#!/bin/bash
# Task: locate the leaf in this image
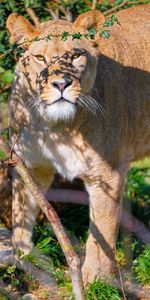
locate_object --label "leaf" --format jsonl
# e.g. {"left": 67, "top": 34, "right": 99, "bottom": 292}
{"left": 33, "top": 36, "right": 40, "bottom": 42}
{"left": 12, "top": 278, "right": 20, "bottom": 286}
{"left": 100, "top": 30, "right": 110, "bottom": 39}
{"left": 87, "top": 27, "right": 97, "bottom": 36}
{"left": 45, "top": 34, "right": 52, "bottom": 42}
{"left": 0, "top": 150, "right": 7, "bottom": 159}
{"left": 104, "top": 19, "right": 114, "bottom": 27}
{"left": 0, "top": 70, "right": 14, "bottom": 83}
{"left": 111, "top": 14, "right": 121, "bottom": 25}
{"left": 61, "top": 31, "right": 70, "bottom": 41}
{"left": 7, "top": 265, "right": 16, "bottom": 274}
{"left": 72, "top": 32, "right": 82, "bottom": 40}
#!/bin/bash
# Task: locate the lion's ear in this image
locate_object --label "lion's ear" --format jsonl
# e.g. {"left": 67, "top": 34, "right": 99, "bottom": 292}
{"left": 73, "top": 10, "right": 104, "bottom": 33}
{"left": 6, "top": 13, "right": 40, "bottom": 46}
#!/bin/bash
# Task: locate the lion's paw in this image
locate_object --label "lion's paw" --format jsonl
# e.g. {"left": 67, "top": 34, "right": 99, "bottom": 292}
{"left": 82, "top": 262, "right": 101, "bottom": 284}
{"left": 82, "top": 259, "right": 115, "bottom": 285}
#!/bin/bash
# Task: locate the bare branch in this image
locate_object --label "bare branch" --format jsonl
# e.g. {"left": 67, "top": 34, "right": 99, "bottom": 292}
{"left": 104, "top": 1, "right": 128, "bottom": 16}
{"left": 26, "top": 7, "right": 40, "bottom": 26}
{"left": 91, "top": 0, "right": 97, "bottom": 10}
{"left": 59, "top": 5, "right": 73, "bottom": 21}
{"left": 45, "top": 7, "right": 59, "bottom": 19}
{"left": 0, "top": 84, "right": 12, "bottom": 94}
{"left": 0, "top": 136, "right": 86, "bottom": 300}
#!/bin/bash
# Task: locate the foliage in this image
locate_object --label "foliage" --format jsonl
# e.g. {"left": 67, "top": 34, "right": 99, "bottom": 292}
{"left": 85, "top": 279, "right": 122, "bottom": 300}
{"left": 33, "top": 222, "right": 65, "bottom": 265}
{"left": 133, "top": 245, "right": 150, "bottom": 285}
{"left": 0, "top": 264, "right": 36, "bottom": 291}
{"left": 125, "top": 167, "right": 150, "bottom": 226}
{"left": 0, "top": 149, "right": 7, "bottom": 159}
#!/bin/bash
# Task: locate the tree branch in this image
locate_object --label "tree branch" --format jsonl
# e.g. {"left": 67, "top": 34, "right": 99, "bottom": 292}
{"left": 91, "top": 0, "right": 97, "bottom": 10}
{"left": 0, "top": 136, "right": 86, "bottom": 300}
{"left": 44, "top": 8, "right": 59, "bottom": 19}
{"left": 104, "top": 1, "right": 128, "bottom": 16}
{"left": 26, "top": 7, "right": 40, "bottom": 26}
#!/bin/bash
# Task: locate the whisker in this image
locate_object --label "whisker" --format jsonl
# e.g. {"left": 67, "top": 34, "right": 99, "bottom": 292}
{"left": 78, "top": 97, "right": 95, "bottom": 114}
{"left": 26, "top": 96, "right": 44, "bottom": 120}
{"left": 83, "top": 94, "right": 105, "bottom": 115}
{"left": 80, "top": 96, "right": 98, "bottom": 115}
{"left": 79, "top": 93, "right": 105, "bottom": 117}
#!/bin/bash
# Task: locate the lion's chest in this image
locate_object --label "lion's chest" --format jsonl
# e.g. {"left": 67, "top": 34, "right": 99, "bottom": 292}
{"left": 39, "top": 134, "right": 89, "bottom": 181}
{"left": 23, "top": 126, "right": 89, "bottom": 181}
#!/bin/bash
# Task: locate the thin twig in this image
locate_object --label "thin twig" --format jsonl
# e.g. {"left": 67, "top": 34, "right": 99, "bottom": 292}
{"left": 115, "top": 246, "right": 127, "bottom": 300}
{"left": 91, "top": 0, "right": 97, "bottom": 10}
{"left": 0, "top": 53, "right": 7, "bottom": 59}
{"left": 45, "top": 7, "right": 59, "bottom": 19}
{"left": 0, "top": 136, "right": 86, "bottom": 300}
{"left": 0, "top": 84, "right": 12, "bottom": 93}
{"left": 59, "top": 5, "right": 72, "bottom": 21}
{"left": 103, "top": 0, "right": 147, "bottom": 16}
{"left": 26, "top": 7, "right": 40, "bottom": 26}
{"left": 104, "top": 1, "right": 128, "bottom": 16}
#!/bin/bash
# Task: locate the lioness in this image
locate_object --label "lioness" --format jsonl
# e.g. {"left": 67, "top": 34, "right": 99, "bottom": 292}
{"left": 6, "top": 4, "right": 150, "bottom": 283}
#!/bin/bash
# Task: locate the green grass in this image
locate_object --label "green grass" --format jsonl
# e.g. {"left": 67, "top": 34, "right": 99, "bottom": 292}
{"left": 85, "top": 280, "right": 122, "bottom": 300}
{"left": 133, "top": 245, "right": 150, "bottom": 285}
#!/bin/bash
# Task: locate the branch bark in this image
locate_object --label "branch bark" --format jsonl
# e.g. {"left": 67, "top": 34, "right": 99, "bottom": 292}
{"left": 104, "top": 1, "right": 128, "bottom": 16}
{"left": 91, "top": 0, "right": 97, "bottom": 10}
{"left": 44, "top": 8, "right": 59, "bottom": 19}
{"left": 0, "top": 136, "right": 86, "bottom": 300}
{"left": 26, "top": 7, "right": 40, "bottom": 26}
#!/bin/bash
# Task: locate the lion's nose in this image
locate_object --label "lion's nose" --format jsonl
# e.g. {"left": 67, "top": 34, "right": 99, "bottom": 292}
{"left": 52, "top": 79, "right": 72, "bottom": 92}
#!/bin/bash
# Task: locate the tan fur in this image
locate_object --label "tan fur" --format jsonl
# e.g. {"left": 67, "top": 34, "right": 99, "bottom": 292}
{"left": 6, "top": 5, "right": 150, "bottom": 283}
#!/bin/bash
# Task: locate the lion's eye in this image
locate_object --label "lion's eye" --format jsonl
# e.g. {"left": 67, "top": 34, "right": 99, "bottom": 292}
{"left": 34, "top": 55, "right": 45, "bottom": 62}
{"left": 71, "top": 53, "right": 81, "bottom": 60}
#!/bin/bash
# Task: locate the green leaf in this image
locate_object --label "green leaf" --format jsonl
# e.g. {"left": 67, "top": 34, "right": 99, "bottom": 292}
{"left": 33, "top": 36, "right": 40, "bottom": 42}
{"left": 12, "top": 278, "right": 20, "bottom": 286}
{"left": 45, "top": 34, "right": 52, "bottom": 42}
{"left": 111, "top": 14, "right": 121, "bottom": 25}
{"left": 87, "top": 27, "right": 97, "bottom": 36}
{"left": 61, "top": 31, "right": 70, "bottom": 41}
{"left": 100, "top": 30, "right": 110, "bottom": 39}
{"left": 104, "top": 19, "right": 114, "bottom": 27}
{"left": 83, "top": 33, "right": 90, "bottom": 39}
{"left": 0, "top": 150, "right": 7, "bottom": 159}
{"left": 11, "top": 43, "right": 18, "bottom": 51}
{"left": 0, "top": 70, "right": 14, "bottom": 83}
{"left": 72, "top": 32, "right": 82, "bottom": 40}
{"left": 6, "top": 265, "right": 16, "bottom": 274}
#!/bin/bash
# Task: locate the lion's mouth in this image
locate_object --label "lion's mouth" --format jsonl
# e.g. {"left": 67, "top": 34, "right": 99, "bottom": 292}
{"left": 51, "top": 97, "right": 75, "bottom": 105}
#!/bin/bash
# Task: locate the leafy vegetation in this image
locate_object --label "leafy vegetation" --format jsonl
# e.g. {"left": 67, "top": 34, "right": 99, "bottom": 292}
{"left": 85, "top": 280, "right": 122, "bottom": 300}
{"left": 133, "top": 245, "right": 150, "bottom": 285}
{"left": 125, "top": 167, "right": 150, "bottom": 226}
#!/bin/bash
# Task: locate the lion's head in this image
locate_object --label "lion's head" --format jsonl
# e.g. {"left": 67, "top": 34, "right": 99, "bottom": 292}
{"left": 6, "top": 11, "right": 104, "bottom": 122}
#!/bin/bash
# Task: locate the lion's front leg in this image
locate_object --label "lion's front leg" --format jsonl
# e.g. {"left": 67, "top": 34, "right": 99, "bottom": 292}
{"left": 82, "top": 167, "right": 127, "bottom": 283}
{"left": 12, "top": 165, "right": 54, "bottom": 255}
